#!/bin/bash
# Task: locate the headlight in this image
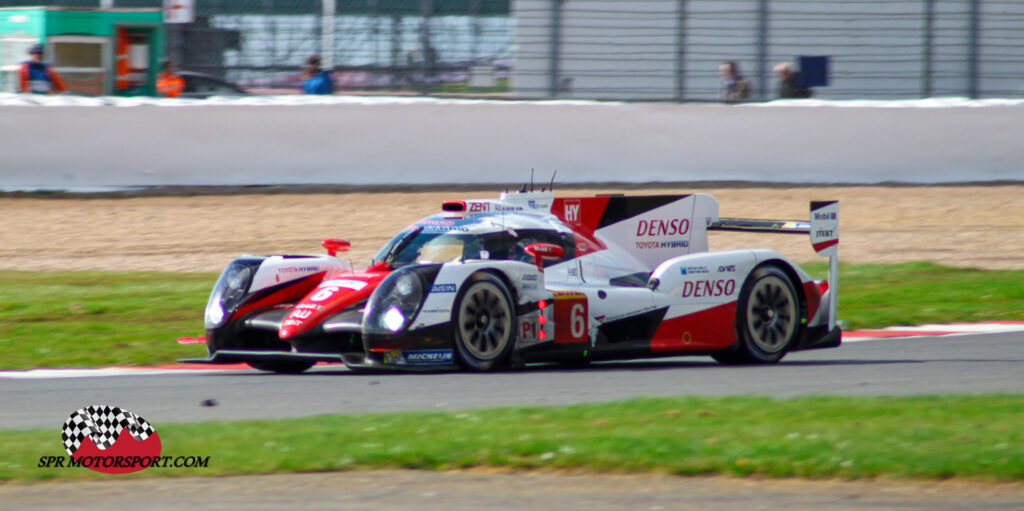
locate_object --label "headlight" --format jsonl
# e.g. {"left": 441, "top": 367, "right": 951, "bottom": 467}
{"left": 363, "top": 268, "right": 425, "bottom": 334}
{"left": 383, "top": 306, "right": 406, "bottom": 332}
{"left": 204, "top": 258, "right": 260, "bottom": 329}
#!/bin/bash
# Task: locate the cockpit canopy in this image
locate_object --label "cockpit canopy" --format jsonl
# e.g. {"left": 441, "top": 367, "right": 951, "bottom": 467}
{"left": 373, "top": 213, "right": 576, "bottom": 269}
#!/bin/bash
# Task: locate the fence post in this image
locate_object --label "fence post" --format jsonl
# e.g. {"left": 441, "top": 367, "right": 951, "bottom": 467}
{"left": 471, "top": 0, "right": 482, "bottom": 63}
{"left": 322, "top": 0, "right": 336, "bottom": 70}
{"left": 420, "top": 0, "right": 434, "bottom": 94}
{"left": 675, "top": 0, "right": 688, "bottom": 102}
{"left": 922, "top": 0, "right": 934, "bottom": 97}
{"left": 548, "top": 0, "right": 564, "bottom": 97}
{"left": 967, "top": 0, "right": 980, "bottom": 98}
{"left": 756, "top": 0, "right": 769, "bottom": 100}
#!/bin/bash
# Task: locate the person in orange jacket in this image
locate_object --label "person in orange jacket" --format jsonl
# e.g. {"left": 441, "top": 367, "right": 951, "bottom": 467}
{"left": 18, "top": 44, "right": 67, "bottom": 94}
{"left": 157, "top": 60, "right": 185, "bottom": 98}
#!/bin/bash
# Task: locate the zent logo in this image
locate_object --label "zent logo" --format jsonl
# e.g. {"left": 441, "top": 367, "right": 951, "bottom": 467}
{"left": 564, "top": 200, "right": 581, "bottom": 223}
{"left": 61, "top": 405, "right": 162, "bottom": 474}
{"left": 469, "top": 202, "right": 490, "bottom": 212}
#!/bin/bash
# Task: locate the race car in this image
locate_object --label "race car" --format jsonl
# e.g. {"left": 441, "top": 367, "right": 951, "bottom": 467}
{"left": 183, "top": 190, "right": 840, "bottom": 373}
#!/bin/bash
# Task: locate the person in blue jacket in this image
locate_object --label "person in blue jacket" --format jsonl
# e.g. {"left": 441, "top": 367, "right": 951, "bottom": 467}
{"left": 19, "top": 44, "right": 67, "bottom": 94}
{"left": 302, "top": 54, "right": 334, "bottom": 95}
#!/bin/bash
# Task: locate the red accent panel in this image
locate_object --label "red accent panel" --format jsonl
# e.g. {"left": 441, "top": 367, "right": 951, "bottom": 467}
{"left": 552, "top": 291, "right": 588, "bottom": 343}
{"left": 650, "top": 302, "right": 738, "bottom": 352}
{"left": 231, "top": 272, "right": 326, "bottom": 323}
{"left": 279, "top": 271, "right": 389, "bottom": 339}
{"left": 552, "top": 197, "right": 610, "bottom": 237}
{"left": 812, "top": 239, "right": 839, "bottom": 252}
{"left": 551, "top": 197, "right": 609, "bottom": 256}
{"left": 803, "top": 281, "right": 822, "bottom": 324}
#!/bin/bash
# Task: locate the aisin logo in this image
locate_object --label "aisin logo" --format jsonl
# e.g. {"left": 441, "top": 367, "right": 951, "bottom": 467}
{"left": 61, "top": 405, "right": 162, "bottom": 474}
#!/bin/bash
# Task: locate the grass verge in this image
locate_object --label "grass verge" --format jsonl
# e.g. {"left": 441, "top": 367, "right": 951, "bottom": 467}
{"left": 1, "top": 262, "right": 1022, "bottom": 370}
{"left": 2, "top": 395, "right": 1021, "bottom": 483}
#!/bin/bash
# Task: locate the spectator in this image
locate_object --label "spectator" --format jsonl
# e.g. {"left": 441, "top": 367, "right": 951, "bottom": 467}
{"left": 156, "top": 60, "right": 185, "bottom": 98}
{"left": 18, "top": 44, "right": 66, "bottom": 94}
{"left": 774, "top": 62, "right": 812, "bottom": 99}
{"left": 719, "top": 61, "right": 750, "bottom": 102}
{"left": 302, "top": 54, "right": 334, "bottom": 95}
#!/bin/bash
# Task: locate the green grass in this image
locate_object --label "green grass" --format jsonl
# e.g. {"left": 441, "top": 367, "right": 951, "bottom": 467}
{"left": 803, "top": 262, "right": 1024, "bottom": 328}
{"left": 2, "top": 395, "right": 1021, "bottom": 482}
{"left": 1, "top": 262, "right": 1022, "bottom": 370}
{"left": 0, "top": 271, "right": 214, "bottom": 369}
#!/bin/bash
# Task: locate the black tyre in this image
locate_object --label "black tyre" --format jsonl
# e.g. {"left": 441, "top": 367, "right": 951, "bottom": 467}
{"left": 713, "top": 265, "right": 800, "bottom": 365}
{"left": 245, "top": 360, "right": 315, "bottom": 374}
{"left": 452, "top": 273, "right": 516, "bottom": 371}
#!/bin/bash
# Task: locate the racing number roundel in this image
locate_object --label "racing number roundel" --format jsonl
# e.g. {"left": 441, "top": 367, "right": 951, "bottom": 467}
{"left": 553, "top": 292, "right": 588, "bottom": 343}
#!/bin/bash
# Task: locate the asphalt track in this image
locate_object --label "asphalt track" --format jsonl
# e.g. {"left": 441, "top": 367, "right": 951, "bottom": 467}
{"left": 2, "top": 333, "right": 1022, "bottom": 430}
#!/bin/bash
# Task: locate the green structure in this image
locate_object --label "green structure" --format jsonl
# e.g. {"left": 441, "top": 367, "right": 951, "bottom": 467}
{"left": 0, "top": 7, "right": 164, "bottom": 95}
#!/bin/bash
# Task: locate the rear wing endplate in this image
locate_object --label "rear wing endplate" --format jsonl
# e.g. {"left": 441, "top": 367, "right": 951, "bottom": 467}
{"left": 708, "top": 201, "right": 840, "bottom": 330}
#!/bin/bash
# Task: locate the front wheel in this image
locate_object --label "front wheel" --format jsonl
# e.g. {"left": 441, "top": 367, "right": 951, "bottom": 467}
{"left": 452, "top": 273, "right": 516, "bottom": 371}
{"left": 713, "top": 265, "right": 800, "bottom": 365}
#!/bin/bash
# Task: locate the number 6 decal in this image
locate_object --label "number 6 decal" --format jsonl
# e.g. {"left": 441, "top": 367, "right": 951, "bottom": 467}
{"left": 553, "top": 292, "right": 588, "bottom": 344}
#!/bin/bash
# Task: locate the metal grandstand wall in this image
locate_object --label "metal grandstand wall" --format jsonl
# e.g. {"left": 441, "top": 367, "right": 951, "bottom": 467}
{"left": 2, "top": 0, "right": 1022, "bottom": 99}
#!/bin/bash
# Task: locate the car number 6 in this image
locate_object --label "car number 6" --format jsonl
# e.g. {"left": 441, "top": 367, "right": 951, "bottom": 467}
{"left": 311, "top": 286, "right": 339, "bottom": 302}
{"left": 571, "top": 303, "right": 586, "bottom": 339}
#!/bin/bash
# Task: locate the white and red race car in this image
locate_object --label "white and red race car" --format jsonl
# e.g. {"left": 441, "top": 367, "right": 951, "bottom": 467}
{"left": 185, "top": 190, "right": 840, "bottom": 373}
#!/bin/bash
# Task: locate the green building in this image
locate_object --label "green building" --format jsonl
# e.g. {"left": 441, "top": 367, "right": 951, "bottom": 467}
{"left": 0, "top": 6, "right": 163, "bottom": 95}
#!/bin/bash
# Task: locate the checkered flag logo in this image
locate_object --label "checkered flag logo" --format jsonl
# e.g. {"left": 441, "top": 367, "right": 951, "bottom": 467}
{"left": 62, "top": 405, "right": 155, "bottom": 456}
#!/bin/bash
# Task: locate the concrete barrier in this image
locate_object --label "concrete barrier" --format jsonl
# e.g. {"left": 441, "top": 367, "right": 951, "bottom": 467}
{"left": 1, "top": 99, "right": 1022, "bottom": 189}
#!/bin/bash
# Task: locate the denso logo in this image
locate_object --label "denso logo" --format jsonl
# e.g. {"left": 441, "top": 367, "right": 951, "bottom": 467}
{"left": 564, "top": 200, "right": 581, "bottom": 223}
{"left": 636, "top": 218, "right": 690, "bottom": 237}
{"left": 681, "top": 279, "right": 736, "bottom": 298}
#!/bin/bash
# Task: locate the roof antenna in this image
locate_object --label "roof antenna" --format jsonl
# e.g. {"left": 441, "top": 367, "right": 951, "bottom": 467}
{"left": 530, "top": 168, "right": 535, "bottom": 192}
{"left": 549, "top": 170, "right": 557, "bottom": 193}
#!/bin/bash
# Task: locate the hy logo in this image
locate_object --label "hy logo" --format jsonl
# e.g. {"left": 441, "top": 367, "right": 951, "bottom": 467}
{"left": 61, "top": 405, "right": 162, "bottom": 474}
{"left": 564, "top": 200, "right": 581, "bottom": 224}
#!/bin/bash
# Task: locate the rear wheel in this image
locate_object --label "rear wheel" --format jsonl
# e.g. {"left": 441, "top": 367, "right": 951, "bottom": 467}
{"left": 713, "top": 265, "right": 800, "bottom": 365}
{"left": 246, "top": 360, "right": 315, "bottom": 374}
{"left": 452, "top": 273, "right": 516, "bottom": 371}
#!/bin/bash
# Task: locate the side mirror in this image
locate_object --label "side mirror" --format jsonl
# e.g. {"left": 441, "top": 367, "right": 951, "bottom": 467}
{"left": 321, "top": 238, "right": 351, "bottom": 256}
{"left": 523, "top": 243, "right": 565, "bottom": 272}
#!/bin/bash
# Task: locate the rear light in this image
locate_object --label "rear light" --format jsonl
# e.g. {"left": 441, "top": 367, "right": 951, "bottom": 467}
{"left": 537, "top": 299, "right": 548, "bottom": 339}
{"left": 442, "top": 200, "right": 466, "bottom": 212}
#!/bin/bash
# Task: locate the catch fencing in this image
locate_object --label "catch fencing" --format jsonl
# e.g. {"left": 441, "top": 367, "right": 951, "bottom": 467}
{"left": 2, "top": 0, "right": 1023, "bottom": 99}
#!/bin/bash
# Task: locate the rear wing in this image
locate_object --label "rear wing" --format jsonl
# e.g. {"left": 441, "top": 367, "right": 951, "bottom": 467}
{"left": 708, "top": 201, "right": 839, "bottom": 330}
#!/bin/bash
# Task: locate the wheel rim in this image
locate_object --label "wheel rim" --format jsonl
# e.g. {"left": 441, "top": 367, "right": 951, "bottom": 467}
{"left": 458, "top": 282, "right": 512, "bottom": 360}
{"left": 746, "top": 275, "right": 796, "bottom": 353}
